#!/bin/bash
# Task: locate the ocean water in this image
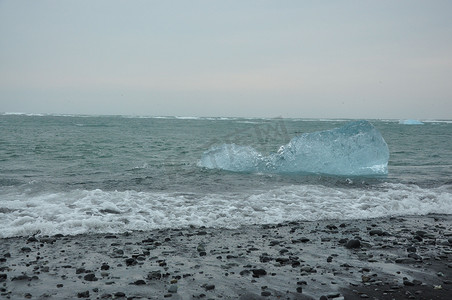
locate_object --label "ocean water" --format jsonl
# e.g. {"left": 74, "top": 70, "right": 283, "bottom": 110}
{"left": 1, "top": 113, "right": 451, "bottom": 238}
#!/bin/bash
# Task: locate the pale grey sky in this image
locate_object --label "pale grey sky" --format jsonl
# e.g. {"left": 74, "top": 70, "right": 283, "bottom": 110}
{"left": 1, "top": 0, "right": 451, "bottom": 119}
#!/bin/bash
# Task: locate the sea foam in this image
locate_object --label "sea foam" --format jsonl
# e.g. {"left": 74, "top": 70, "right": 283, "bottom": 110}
{"left": 1, "top": 183, "right": 451, "bottom": 238}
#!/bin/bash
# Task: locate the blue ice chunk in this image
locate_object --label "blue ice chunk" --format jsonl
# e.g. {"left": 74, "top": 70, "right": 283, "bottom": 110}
{"left": 198, "top": 120, "right": 389, "bottom": 176}
{"left": 399, "top": 119, "right": 424, "bottom": 125}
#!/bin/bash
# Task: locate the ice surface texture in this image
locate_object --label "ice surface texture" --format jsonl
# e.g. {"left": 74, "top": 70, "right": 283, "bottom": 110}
{"left": 198, "top": 120, "right": 389, "bottom": 176}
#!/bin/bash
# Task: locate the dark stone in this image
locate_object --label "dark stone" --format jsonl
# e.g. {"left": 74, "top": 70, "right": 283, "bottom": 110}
{"left": 327, "top": 256, "right": 333, "bottom": 263}
{"left": 114, "top": 292, "right": 126, "bottom": 298}
{"left": 77, "top": 291, "right": 90, "bottom": 298}
{"left": 407, "top": 253, "right": 422, "bottom": 260}
{"left": 261, "top": 291, "right": 271, "bottom": 297}
{"left": 100, "top": 294, "right": 112, "bottom": 299}
{"left": 252, "top": 269, "right": 267, "bottom": 277}
{"left": 0, "top": 274, "right": 6, "bottom": 282}
{"left": 76, "top": 268, "right": 85, "bottom": 274}
{"left": 345, "top": 239, "right": 361, "bottom": 249}
{"left": 240, "top": 270, "right": 250, "bottom": 276}
{"left": 132, "top": 279, "right": 146, "bottom": 285}
{"left": 27, "top": 236, "right": 38, "bottom": 242}
{"left": 327, "top": 293, "right": 341, "bottom": 298}
{"left": 104, "top": 235, "right": 117, "bottom": 239}
{"left": 21, "top": 247, "right": 32, "bottom": 252}
{"left": 415, "top": 230, "right": 427, "bottom": 237}
{"left": 147, "top": 270, "right": 162, "bottom": 280}
{"left": 259, "top": 255, "right": 272, "bottom": 263}
{"left": 369, "top": 229, "right": 383, "bottom": 236}
{"left": 125, "top": 258, "right": 137, "bottom": 266}
{"left": 407, "top": 246, "right": 417, "bottom": 253}
{"left": 413, "top": 235, "right": 423, "bottom": 242}
{"left": 403, "top": 280, "right": 415, "bottom": 286}
{"left": 338, "top": 238, "right": 348, "bottom": 244}
{"left": 83, "top": 273, "right": 98, "bottom": 281}
{"left": 24, "top": 293, "right": 32, "bottom": 298}
{"left": 101, "top": 264, "right": 110, "bottom": 270}
{"left": 12, "top": 274, "right": 34, "bottom": 281}
{"left": 204, "top": 284, "right": 215, "bottom": 291}
{"left": 395, "top": 258, "right": 417, "bottom": 264}
{"left": 276, "top": 257, "right": 290, "bottom": 265}
{"left": 269, "top": 240, "right": 280, "bottom": 246}
{"left": 296, "top": 287, "right": 303, "bottom": 293}
{"left": 40, "top": 237, "right": 56, "bottom": 244}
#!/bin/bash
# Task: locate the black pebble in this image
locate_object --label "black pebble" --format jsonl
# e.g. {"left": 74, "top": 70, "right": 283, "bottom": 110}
{"left": 77, "top": 291, "right": 90, "bottom": 298}
{"left": 84, "top": 273, "right": 98, "bottom": 281}
{"left": 345, "top": 239, "right": 361, "bottom": 249}
{"left": 252, "top": 269, "right": 267, "bottom": 277}
{"left": 125, "top": 258, "right": 137, "bottom": 266}
{"left": 114, "top": 292, "right": 126, "bottom": 297}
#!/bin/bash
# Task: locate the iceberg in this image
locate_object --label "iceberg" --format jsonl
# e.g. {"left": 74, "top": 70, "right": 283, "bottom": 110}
{"left": 399, "top": 119, "right": 424, "bottom": 125}
{"left": 198, "top": 120, "right": 389, "bottom": 176}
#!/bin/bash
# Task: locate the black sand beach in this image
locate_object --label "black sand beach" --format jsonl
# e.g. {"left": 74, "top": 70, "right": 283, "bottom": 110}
{"left": 1, "top": 214, "right": 451, "bottom": 299}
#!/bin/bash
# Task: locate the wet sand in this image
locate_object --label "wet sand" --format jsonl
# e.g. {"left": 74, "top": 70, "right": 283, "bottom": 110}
{"left": 1, "top": 214, "right": 451, "bottom": 299}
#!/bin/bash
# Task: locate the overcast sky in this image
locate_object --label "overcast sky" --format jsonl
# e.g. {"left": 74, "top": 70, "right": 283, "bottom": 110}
{"left": 1, "top": 1, "right": 451, "bottom": 119}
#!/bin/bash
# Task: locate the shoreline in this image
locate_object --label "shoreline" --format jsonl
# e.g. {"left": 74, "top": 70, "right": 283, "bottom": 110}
{"left": 1, "top": 214, "right": 451, "bottom": 299}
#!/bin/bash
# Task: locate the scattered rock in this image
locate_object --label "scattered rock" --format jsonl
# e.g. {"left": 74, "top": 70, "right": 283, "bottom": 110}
{"left": 12, "top": 274, "right": 37, "bottom": 281}
{"left": 345, "top": 239, "right": 361, "bottom": 249}
{"left": 125, "top": 258, "right": 137, "bottom": 266}
{"left": 395, "top": 258, "right": 417, "bottom": 264}
{"left": 403, "top": 279, "right": 415, "bottom": 286}
{"left": 407, "top": 246, "right": 417, "bottom": 252}
{"left": 147, "top": 270, "right": 162, "bottom": 280}
{"left": 131, "top": 279, "right": 146, "bottom": 285}
{"left": 369, "top": 229, "right": 383, "bottom": 236}
{"left": 261, "top": 291, "right": 271, "bottom": 297}
{"left": 168, "top": 285, "right": 178, "bottom": 293}
{"left": 27, "top": 236, "right": 38, "bottom": 242}
{"left": 83, "top": 273, "right": 98, "bottom": 281}
{"left": 114, "top": 292, "right": 126, "bottom": 298}
{"left": 204, "top": 284, "right": 215, "bottom": 291}
{"left": 77, "top": 291, "right": 90, "bottom": 298}
{"left": 252, "top": 269, "right": 267, "bottom": 277}
{"left": 40, "top": 237, "right": 56, "bottom": 244}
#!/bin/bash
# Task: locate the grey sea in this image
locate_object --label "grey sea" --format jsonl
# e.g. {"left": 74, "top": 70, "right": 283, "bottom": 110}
{"left": 1, "top": 113, "right": 451, "bottom": 238}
